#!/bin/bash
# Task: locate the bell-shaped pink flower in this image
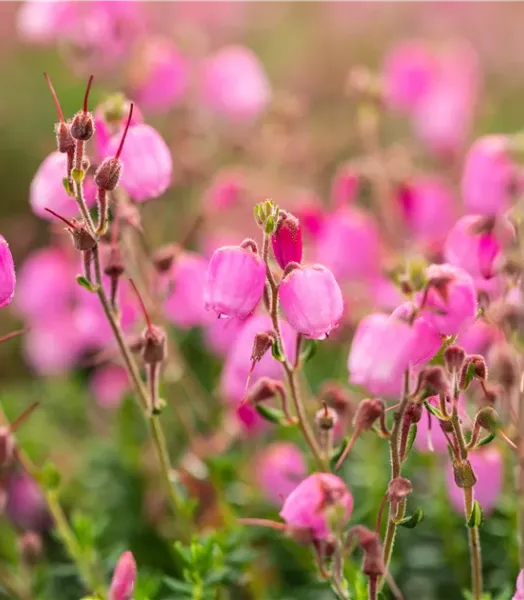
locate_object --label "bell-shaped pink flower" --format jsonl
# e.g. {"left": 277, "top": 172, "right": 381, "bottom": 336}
{"left": 234, "top": 403, "right": 269, "bottom": 436}
{"left": 383, "top": 40, "right": 438, "bottom": 112}
{"left": 445, "top": 215, "right": 515, "bottom": 280}
{"left": 17, "top": 0, "right": 72, "bottom": 44}
{"left": 418, "top": 264, "right": 477, "bottom": 336}
{"left": 5, "top": 473, "right": 51, "bottom": 532}
{"left": 89, "top": 365, "right": 130, "bottom": 410}
{"left": 204, "top": 316, "right": 245, "bottom": 357}
{"left": 0, "top": 235, "right": 16, "bottom": 308}
{"left": 315, "top": 207, "right": 382, "bottom": 282}
{"left": 109, "top": 551, "right": 137, "bottom": 600}
{"left": 331, "top": 165, "right": 359, "bottom": 208}
{"left": 205, "top": 245, "right": 266, "bottom": 320}
{"left": 279, "top": 264, "right": 343, "bottom": 340}
{"left": 30, "top": 151, "right": 96, "bottom": 219}
{"left": 163, "top": 252, "right": 211, "bottom": 329}
{"left": 255, "top": 442, "right": 307, "bottom": 505}
{"left": 271, "top": 211, "right": 303, "bottom": 270}
{"left": 201, "top": 45, "right": 271, "bottom": 121}
{"left": 130, "top": 37, "right": 189, "bottom": 112}
{"left": 458, "top": 318, "right": 496, "bottom": 355}
{"left": 280, "top": 473, "right": 353, "bottom": 540}
{"left": 462, "top": 135, "right": 515, "bottom": 216}
{"left": 220, "top": 315, "right": 296, "bottom": 403}
{"left": 445, "top": 447, "right": 503, "bottom": 515}
{"left": 396, "top": 177, "right": 458, "bottom": 248}
{"left": 513, "top": 571, "right": 524, "bottom": 600}
{"left": 94, "top": 100, "right": 144, "bottom": 160}
{"left": 390, "top": 302, "right": 442, "bottom": 365}
{"left": 106, "top": 124, "right": 172, "bottom": 202}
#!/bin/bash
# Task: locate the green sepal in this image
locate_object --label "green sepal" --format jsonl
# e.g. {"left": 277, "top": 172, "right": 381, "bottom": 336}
{"left": 397, "top": 507, "right": 424, "bottom": 529}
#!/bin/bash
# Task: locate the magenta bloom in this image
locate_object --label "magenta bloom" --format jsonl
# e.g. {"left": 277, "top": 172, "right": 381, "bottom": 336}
{"left": 0, "top": 235, "right": 15, "bottom": 308}
{"left": 462, "top": 135, "right": 515, "bottom": 216}
{"left": 30, "top": 151, "right": 96, "bottom": 219}
{"left": 203, "top": 170, "right": 244, "bottom": 213}
{"left": 271, "top": 212, "right": 303, "bottom": 270}
{"left": 279, "top": 264, "right": 343, "bottom": 340}
{"left": 390, "top": 302, "right": 442, "bottom": 365}
{"left": 383, "top": 40, "right": 438, "bottom": 111}
{"left": 445, "top": 447, "right": 503, "bottom": 515}
{"left": 419, "top": 264, "right": 477, "bottom": 336}
{"left": 109, "top": 551, "right": 137, "bottom": 600}
{"left": 458, "top": 319, "right": 496, "bottom": 355}
{"left": 89, "top": 365, "right": 130, "bottom": 410}
{"left": 255, "top": 442, "right": 307, "bottom": 505}
{"left": 280, "top": 473, "right": 353, "bottom": 539}
{"left": 513, "top": 571, "right": 524, "bottom": 600}
{"left": 445, "top": 215, "right": 515, "bottom": 280}
{"left": 203, "top": 316, "right": 245, "bottom": 357}
{"left": 164, "top": 252, "right": 212, "bottom": 329}
{"left": 205, "top": 245, "right": 266, "bottom": 320}
{"left": 315, "top": 207, "right": 382, "bottom": 282}
{"left": 220, "top": 315, "right": 296, "bottom": 403}
{"left": 131, "top": 37, "right": 189, "bottom": 112}
{"left": 397, "top": 177, "right": 457, "bottom": 248}
{"left": 234, "top": 403, "right": 270, "bottom": 436}
{"left": 106, "top": 124, "right": 172, "bottom": 202}
{"left": 5, "top": 473, "right": 51, "bottom": 532}
{"left": 201, "top": 45, "right": 271, "bottom": 120}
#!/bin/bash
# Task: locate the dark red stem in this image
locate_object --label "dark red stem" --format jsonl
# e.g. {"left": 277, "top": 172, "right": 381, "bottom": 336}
{"left": 43, "top": 72, "right": 65, "bottom": 122}
{"left": 115, "top": 103, "right": 134, "bottom": 160}
{"left": 83, "top": 75, "right": 94, "bottom": 113}
{"left": 128, "top": 278, "right": 152, "bottom": 331}
{"left": 44, "top": 207, "right": 76, "bottom": 229}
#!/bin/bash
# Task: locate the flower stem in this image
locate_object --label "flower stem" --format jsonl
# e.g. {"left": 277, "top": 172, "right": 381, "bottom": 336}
{"left": 464, "top": 486, "right": 483, "bottom": 600}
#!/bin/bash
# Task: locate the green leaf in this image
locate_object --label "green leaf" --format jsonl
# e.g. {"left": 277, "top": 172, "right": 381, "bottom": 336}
{"left": 461, "top": 361, "right": 476, "bottom": 391}
{"left": 406, "top": 424, "right": 417, "bottom": 454}
{"left": 330, "top": 437, "right": 349, "bottom": 471}
{"left": 71, "top": 511, "right": 95, "bottom": 550}
{"left": 398, "top": 507, "right": 424, "bottom": 529}
{"left": 71, "top": 167, "right": 85, "bottom": 183}
{"left": 476, "top": 432, "right": 496, "bottom": 448}
{"left": 39, "top": 460, "right": 61, "bottom": 491}
{"left": 255, "top": 404, "right": 286, "bottom": 425}
{"left": 300, "top": 339, "right": 318, "bottom": 363}
{"left": 271, "top": 340, "right": 286, "bottom": 362}
{"left": 467, "top": 501, "right": 483, "bottom": 528}
{"left": 163, "top": 577, "right": 193, "bottom": 594}
{"left": 423, "top": 400, "right": 444, "bottom": 419}
{"left": 76, "top": 274, "right": 97, "bottom": 292}
{"left": 62, "top": 177, "right": 73, "bottom": 197}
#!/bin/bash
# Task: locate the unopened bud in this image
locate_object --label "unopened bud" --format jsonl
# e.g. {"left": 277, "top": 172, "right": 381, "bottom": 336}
{"left": 415, "top": 366, "right": 451, "bottom": 397}
{"left": 244, "top": 377, "right": 283, "bottom": 405}
{"left": 453, "top": 459, "right": 477, "bottom": 488}
{"left": 71, "top": 75, "right": 95, "bottom": 141}
{"left": 319, "top": 381, "right": 354, "bottom": 415}
{"left": 349, "top": 525, "right": 384, "bottom": 578}
{"left": 488, "top": 342, "right": 519, "bottom": 393}
{"left": 271, "top": 210, "right": 303, "bottom": 270}
{"left": 95, "top": 156, "right": 122, "bottom": 191}
{"left": 315, "top": 404, "right": 338, "bottom": 431}
{"left": 444, "top": 344, "right": 466, "bottom": 374}
{"left": 72, "top": 225, "right": 97, "bottom": 252}
{"left": 251, "top": 331, "right": 276, "bottom": 364}
{"left": 0, "top": 427, "right": 15, "bottom": 470}
{"left": 474, "top": 406, "right": 500, "bottom": 434}
{"left": 142, "top": 325, "right": 167, "bottom": 365}
{"left": 55, "top": 121, "right": 75, "bottom": 153}
{"left": 18, "top": 531, "right": 42, "bottom": 565}
{"left": 387, "top": 477, "right": 413, "bottom": 504}
{"left": 109, "top": 551, "right": 136, "bottom": 600}
{"left": 353, "top": 398, "right": 385, "bottom": 431}
{"left": 405, "top": 402, "right": 423, "bottom": 424}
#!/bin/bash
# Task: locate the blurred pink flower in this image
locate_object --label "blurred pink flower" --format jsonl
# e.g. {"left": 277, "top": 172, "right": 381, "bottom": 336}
{"left": 280, "top": 473, "right": 353, "bottom": 539}
{"left": 458, "top": 319, "right": 497, "bottom": 355}
{"left": 203, "top": 316, "right": 245, "bottom": 357}
{"left": 462, "top": 135, "right": 515, "bottom": 216}
{"left": 0, "top": 235, "right": 16, "bottom": 308}
{"left": 255, "top": 442, "right": 307, "bottom": 505}
{"left": 106, "top": 124, "right": 172, "bottom": 202}
{"left": 90, "top": 365, "right": 130, "bottom": 410}
{"left": 415, "top": 394, "right": 465, "bottom": 454}
{"left": 234, "top": 403, "right": 269, "bottom": 435}
{"left": 203, "top": 170, "right": 245, "bottom": 213}
{"left": 201, "top": 45, "right": 271, "bottom": 120}
{"left": 94, "top": 100, "right": 144, "bottom": 161}
{"left": 445, "top": 447, "right": 503, "bottom": 515}
{"left": 5, "top": 473, "right": 51, "bottom": 532}
{"left": 30, "top": 151, "right": 96, "bottom": 219}
{"left": 109, "top": 551, "right": 137, "bottom": 600}
{"left": 331, "top": 165, "right": 359, "bottom": 209}
{"left": 279, "top": 264, "right": 344, "bottom": 340}
{"left": 513, "top": 571, "right": 524, "bottom": 600}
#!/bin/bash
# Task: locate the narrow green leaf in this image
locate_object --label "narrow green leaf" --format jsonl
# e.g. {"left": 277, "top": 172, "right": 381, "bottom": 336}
{"left": 62, "top": 177, "right": 73, "bottom": 197}
{"left": 406, "top": 424, "right": 417, "bottom": 454}
{"left": 397, "top": 507, "right": 424, "bottom": 529}
{"left": 467, "top": 501, "right": 483, "bottom": 528}
{"left": 271, "top": 340, "right": 285, "bottom": 362}
{"left": 423, "top": 400, "right": 444, "bottom": 419}
{"left": 76, "top": 274, "right": 97, "bottom": 292}
{"left": 330, "top": 437, "right": 349, "bottom": 471}
{"left": 476, "top": 432, "right": 496, "bottom": 448}
{"left": 255, "top": 404, "right": 285, "bottom": 425}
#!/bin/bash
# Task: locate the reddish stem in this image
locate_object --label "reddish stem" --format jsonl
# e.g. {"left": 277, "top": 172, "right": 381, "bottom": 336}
{"left": 335, "top": 427, "right": 361, "bottom": 471}
{"left": 238, "top": 518, "right": 287, "bottom": 531}
{"left": 115, "top": 103, "right": 134, "bottom": 160}
{"left": 10, "top": 402, "right": 40, "bottom": 433}
{"left": 83, "top": 75, "right": 94, "bottom": 114}
{"left": 43, "top": 72, "right": 64, "bottom": 122}
{"left": 44, "top": 207, "right": 76, "bottom": 229}
{"left": 128, "top": 278, "right": 152, "bottom": 331}
{"left": 375, "top": 493, "right": 388, "bottom": 534}
{"left": 0, "top": 328, "right": 27, "bottom": 345}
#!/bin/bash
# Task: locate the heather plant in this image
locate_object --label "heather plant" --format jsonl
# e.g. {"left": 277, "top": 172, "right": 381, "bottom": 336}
{"left": 3, "top": 3, "right": 524, "bottom": 600}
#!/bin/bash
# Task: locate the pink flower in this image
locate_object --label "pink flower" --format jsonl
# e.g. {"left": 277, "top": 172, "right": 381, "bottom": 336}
{"left": 383, "top": 40, "right": 438, "bottom": 111}
{"left": 280, "top": 473, "right": 353, "bottom": 539}
{"left": 5, "top": 473, "right": 51, "bottom": 532}
{"left": 203, "top": 170, "right": 244, "bottom": 213}
{"left": 163, "top": 252, "right": 211, "bottom": 329}
{"left": 279, "top": 264, "right": 343, "bottom": 340}
{"left": 445, "top": 215, "right": 515, "bottom": 280}
{"left": 462, "top": 135, "right": 515, "bottom": 216}
{"left": 390, "top": 302, "right": 442, "bottom": 365}
{"left": 109, "top": 551, "right": 137, "bottom": 600}
{"left": 415, "top": 395, "right": 465, "bottom": 454}
{"left": 315, "top": 207, "right": 382, "bottom": 282}
{"left": 220, "top": 315, "right": 296, "bottom": 403}
{"left": 445, "top": 447, "right": 503, "bottom": 515}
{"left": 130, "top": 37, "right": 189, "bottom": 112}
{"left": 331, "top": 165, "right": 359, "bottom": 208}
{"left": 513, "top": 571, "right": 524, "bottom": 600}
{"left": 94, "top": 99, "right": 143, "bottom": 160}
{"left": 255, "top": 443, "right": 307, "bottom": 505}
{"left": 0, "top": 235, "right": 16, "bottom": 308}
{"left": 204, "top": 245, "right": 266, "bottom": 320}
{"left": 203, "top": 316, "right": 245, "bottom": 357}
{"left": 271, "top": 211, "right": 303, "bottom": 270}
{"left": 106, "top": 124, "right": 172, "bottom": 202}
{"left": 30, "top": 151, "right": 96, "bottom": 219}
{"left": 396, "top": 177, "right": 457, "bottom": 247}
{"left": 14, "top": 247, "right": 73, "bottom": 321}
{"left": 90, "top": 365, "right": 129, "bottom": 410}
{"left": 419, "top": 264, "right": 477, "bottom": 336}
{"left": 458, "top": 319, "right": 496, "bottom": 355}
{"left": 234, "top": 403, "right": 269, "bottom": 435}
{"left": 17, "top": 0, "right": 72, "bottom": 44}
{"left": 201, "top": 45, "right": 271, "bottom": 120}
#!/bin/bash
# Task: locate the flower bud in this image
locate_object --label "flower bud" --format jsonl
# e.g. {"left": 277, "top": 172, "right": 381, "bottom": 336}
{"left": 353, "top": 398, "right": 385, "bottom": 432}
{"left": 104, "top": 245, "right": 125, "bottom": 280}
{"left": 44, "top": 209, "right": 97, "bottom": 253}
{"left": 405, "top": 402, "right": 423, "bottom": 424}
{"left": 459, "top": 354, "right": 488, "bottom": 391}
{"left": 474, "top": 406, "right": 500, "bottom": 434}
{"left": 95, "top": 156, "right": 122, "bottom": 191}
{"left": 70, "top": 75, "right": 95, "bottom": 141}
{"left": 244, "top": 377, "right": 283, "bottom": 405}
{"left": 487, "top": 342, "right": 519, "bottom": 393}
{"left": 109, "top": 551, "right": 137, "bottom": 600}
{"left": 205, "top": 244, "right": 266, "bottom": 320}
{"left": 251, "top": 331, "right": 276, "bottom": 364}
{"left": 18, "top": 531, "right": 43, "bottom": 565}
{"left": 271, "top": 210, "right": 303, "bottom": 270}
{"left": 279, "top": 264, "right": 343, "bottom": 340}
{"left": 315, "top": 404, "right": 338, "bottom": 431}
{"left": 452, "top": 459, "right": 477, "bottom": 489}
{"left": 415, "top": 366, "right": 451, "bottom": 397}
{"left": 55, "top": 121, "right": 75, "bottom": 153}
{"left": 142, "top": 325, "right": 167, "bottom": 365}
{"left": 349, "top": 525, "right": 384, "bottom": 578}
{"left": 387, "top": 477, "right": 413, "bottom": 504}
{"left": 444, "top": 344, "right": 466, "bottom": 375}
{"left": 0, "top": 235, "right": 16, "bottom": 308}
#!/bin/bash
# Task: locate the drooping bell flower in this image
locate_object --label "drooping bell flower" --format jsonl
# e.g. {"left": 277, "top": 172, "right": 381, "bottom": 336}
{"left": 105, "top": 123, "right": 172, "bottom": 202}
{"left": 512, "top": 571, "right": 524, "bottom": 600}
{"left": 203, "top": 316, "right": 245, "bottom": 357}
{"left": 130, "top": 37, "right": 189, "bottom": 112}
{"left": 5, "top": 473, "right": 52, "bottom": 532}
{"left": 94, "top": 95, "right": 144, "bottom": 160}
{"left": 445, "top": 447, "right": 503, "bottom": 515}
{"left": 109, "top": 551, "right": 137, "bottom": 600}
{"left": 458, "top": 318, "right": 496, "bottom": 355}
{"left": 163, "top": 252, "right": 212, "bottom": 329}
{"left": 315, "top": 207, "right": 382, "bottom": 282}
{"left": 0, "top": 235, "right": 16, "bottom": 308}
{"left": 89, "top": 365, "right": 130, "bottom": 410}
{"left": 462, "top": 135, "right": 516, "bottom": 216}
{"left": 390, "top": 302, "right": 442, "bottom": 365}
{"left": 418, "top": 264, "right": 477, "bottom": 336}
{"left": 445, "top": 215, "right": 515, "bottom": 280}
{"left": 255, "top": 442, "right": 307, "bottom": 505}
{"left": 201, "top": 45, "right": 271, "bottom": 121}
{"left": 204, "top": 242, "right": 266, "bottom": 320}
{"left": 279, "top": 263, "right": 343, "bottom": 340}
{"left": 271, "top": 211, "right": 303, "bottom": 270}
{"left": 280, "top": 473, "right": 353, "bottom": 540}
{"left": 30, "top": 151, "right": 96, "bottom": 219}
